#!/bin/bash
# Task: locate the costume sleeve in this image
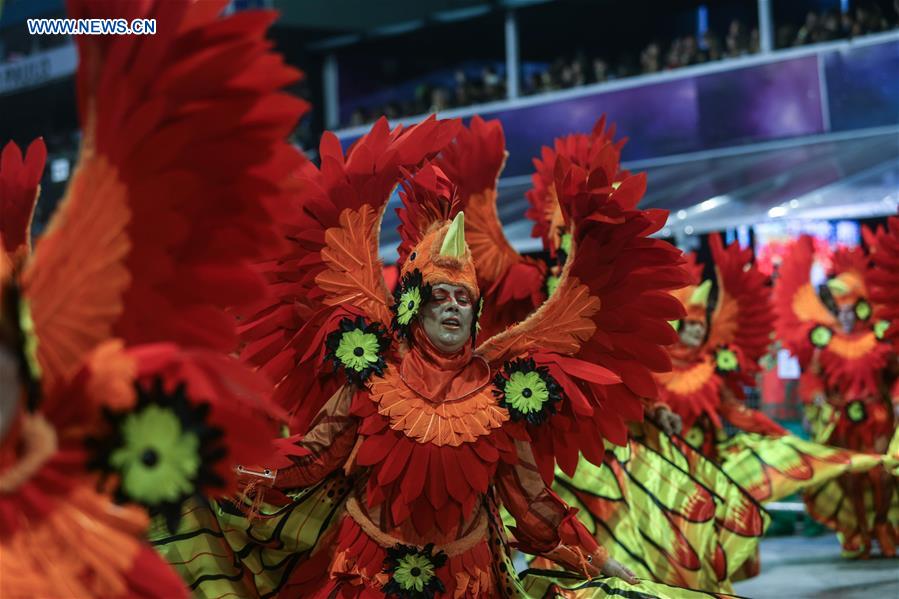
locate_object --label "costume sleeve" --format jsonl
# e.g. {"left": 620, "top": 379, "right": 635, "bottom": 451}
{"left": 496, "top": 440, "right": 607, "bottom": 575}
{"left": 274, "top": 385, "right": 358, "bottom": 489}
{"left": 718, "top": 393, "right": 787, "bottom": 436}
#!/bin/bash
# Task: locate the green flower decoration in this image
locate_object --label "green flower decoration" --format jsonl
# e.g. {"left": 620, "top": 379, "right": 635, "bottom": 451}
{"left": 684, "top": 426, "right": 706, "bottom": 450}
{"left": 874, "top": 320, "right": 890, "bottom": 340}
{"left": 396, "top": 286, "right": 422, "bottom": 326}
{"left": 18, "top": 299, "right": 41, "bottom": 380}
{"left": 669, "top": 319, "right": 681, "bottom": 332}
{"left": 474, "top": 297, "right": 484, "bottom": 337}
{"left": 846, "top": 400, "right": 867, "bottom": 423}
{"left": 809, "top": 325, "right": 833, "bottom": 349}
{"left": 854, "top": 299, "right": 871, "bottom": 321}
{"left": 493, "top": 357, "right": 562, "bottom": 425}
{"left": 391, "top": 269, "right": 431, "bottom": 338}
{"left": 559, "top": 232, "right": 572, "bottom": 260}
{"left": 110, "top": 404, "right": 200, "bottom": 505}
{"left": 715, "top": 346, "right": 739, "bottom": 373}
{"left": 325, "top": 316, "right": 390, "bottom": 384}
{"left": 545, "top": 274, "right": 561, "bottom": 298}
{"left": 88, "top": 379, "right": 225, "bottom": 533}
{"left": 383, "top": 543, "right": 447, "bottom": 599}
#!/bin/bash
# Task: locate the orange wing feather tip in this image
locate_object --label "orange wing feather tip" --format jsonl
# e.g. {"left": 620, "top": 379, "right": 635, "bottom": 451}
{"left": 0, "top": 138, "right": 46, "bottom": 256}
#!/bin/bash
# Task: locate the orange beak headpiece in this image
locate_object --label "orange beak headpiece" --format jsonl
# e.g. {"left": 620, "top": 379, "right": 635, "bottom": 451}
{"left": 827, "top": 246, "right": 871, "bottom": 321}
{"left": 670, "top": 279, "right": 711, "bottom": 330}
{"left": 826, "top": 271, "right": 871, "bottom": 322}
{"left": 392, "top": 164, "right": 480, "bottom": 338}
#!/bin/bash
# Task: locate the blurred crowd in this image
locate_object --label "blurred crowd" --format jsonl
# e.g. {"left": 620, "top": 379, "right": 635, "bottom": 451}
{"left": 346, "top": 20, "right": 760, "bottom": 127}
{"left": 347, "top": 65, "right": 506, "bottom": 127}
{"left": 526, "top": 19, "right": 758, "bottom": 96}
{"left": 776, "top": 3, "right": 897, "bottom": 48}
{"left": 343, "top": 2, "right": 899, "bottom": 128}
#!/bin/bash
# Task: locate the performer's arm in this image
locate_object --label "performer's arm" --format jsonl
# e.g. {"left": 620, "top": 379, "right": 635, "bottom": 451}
{"left": 495, "top": 440, "right": 636, "bottom": 582}
{"left": 718, "top": 387, "right": 787, "bottom": 436}
{"left": 274, "top": 385, "right": 358, "bottom": 489}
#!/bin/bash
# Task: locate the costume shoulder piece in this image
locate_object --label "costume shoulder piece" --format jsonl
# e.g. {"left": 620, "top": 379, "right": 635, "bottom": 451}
{"left": 238, "top": 116, "right": 460, "bottom": 433}
{"left": 476, "top": 138, "right": 688, "bottom": 482}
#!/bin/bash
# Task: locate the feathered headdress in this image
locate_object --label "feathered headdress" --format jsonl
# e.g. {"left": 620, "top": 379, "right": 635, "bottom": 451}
{"left": 396, "top": 164, "right": 478, "bottom": 300}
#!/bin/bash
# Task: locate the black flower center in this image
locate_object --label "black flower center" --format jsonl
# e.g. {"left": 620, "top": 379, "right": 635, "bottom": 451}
{"left": 522, "top": 388, "right": 533, "bottom": 398}
{"left": 407, "top": 300, "right": 415, "bottom": 310}
{"left": 353, "top": 347, "right": 365, "bottom": 356}
{"left": 141, "top": 448, "right": 159, "bottom": 467}
{"left": 410, "top": 567, "right": 421, "bottom": 577}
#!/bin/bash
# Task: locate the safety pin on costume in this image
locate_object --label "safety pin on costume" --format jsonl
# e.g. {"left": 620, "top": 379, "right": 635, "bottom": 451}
{"left": 774, "top": 234, "right": 899, "bottom": 559}
{"left": 0, "top": 0, "right": 308, "bottom": 596}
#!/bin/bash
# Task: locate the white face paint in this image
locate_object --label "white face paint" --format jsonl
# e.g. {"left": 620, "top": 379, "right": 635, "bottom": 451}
{"left": 0, "top": 346, "right": 21, "bottom": 442}
{"left": 679, "top": 320, "right": 707, "bottom": 348}
{"left": 419, "top": 283, "right": 474, "bottom": 354}
{"left": 837, "top": 306, "right": 856, "bottom": 334}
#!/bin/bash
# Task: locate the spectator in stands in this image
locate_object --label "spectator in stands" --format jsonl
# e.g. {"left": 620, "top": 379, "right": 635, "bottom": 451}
{"left": 428, "top": 87, "right": 450, "bottom": 113}
{"left": 591, "top": 57, "right": 609, "bottom": 83}
{"left": 725, "top": 19, "right": 750, "bottom": 56}
{"left": 701, "top": 31, "right": 723, "bottom": 62}
{"left": 640, "top": 42, "right": 661, "bottom": 73}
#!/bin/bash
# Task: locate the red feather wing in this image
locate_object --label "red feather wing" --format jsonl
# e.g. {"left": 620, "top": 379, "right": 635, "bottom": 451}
{"left": 23, "top": 0, "right": 307, "bottom": 384}
{"left": 869, "top": 214, "right": 899, "bottom": 341}
{"left": 237, "top": 116, "right": 460, "bottom": 432}
{"left": 706, "top": 233, "right": 774, "bottom": 376}
{"left": 480, "top": 149, "right": 689, "bottom": 482}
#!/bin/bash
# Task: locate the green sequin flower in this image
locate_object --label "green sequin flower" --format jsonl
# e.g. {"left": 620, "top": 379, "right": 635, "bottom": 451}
{"left": 493, "top": 357, "right": 562, "bottom": 425}
{"left": 391, "top": 270, "right": 430, "bottom": 338}
{"left": 88, "top": 379, "right": 226, "bottom": 533}
{"left": 715, "top": 346, "right": 739, "bottom": 373}
{"left": 874, "top": 320, "right": 890, "bottom": 340}
{"left": 545, "top": 273, "right": 561, "bottom": 298}
{"left": 383, "top": 543, "right": 447, "bottom": 599}
{"left": 110, "top": 404, "right": 200, "bottom": 505}
{"left": 18, "top": 299, "right": 41, "bottom": 379}
{"left": 846, "top": 400, "right": 867, "bottom": 423}
{"left": 559, "top": 232, "right": 572, "bottom": 258}
{"left": 854, "top": 300, "right": 871, "bottom": 321}
{"left": 809, "top": 325, "right": 833, "bottom": 348}
{"left": 396, "top": 286, "right": 422, "bottom": 326}
{"left": 505, "top": 371, "right": 549, "bottom": 415}
{"left": 325, "top": 316, "right": 389, "bottom": 384}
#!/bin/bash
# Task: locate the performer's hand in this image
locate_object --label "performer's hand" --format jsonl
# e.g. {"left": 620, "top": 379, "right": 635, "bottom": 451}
{"left": 654, "top": 405, "right": 683, "bottom": 436}
{"left": 601, "top": 558, "right": 638, "bottom": 584}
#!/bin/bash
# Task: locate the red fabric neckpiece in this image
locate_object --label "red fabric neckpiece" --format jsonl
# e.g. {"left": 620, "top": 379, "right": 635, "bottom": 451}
{"left": 399, "top": 325, "right": 490, "bottom": 402}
